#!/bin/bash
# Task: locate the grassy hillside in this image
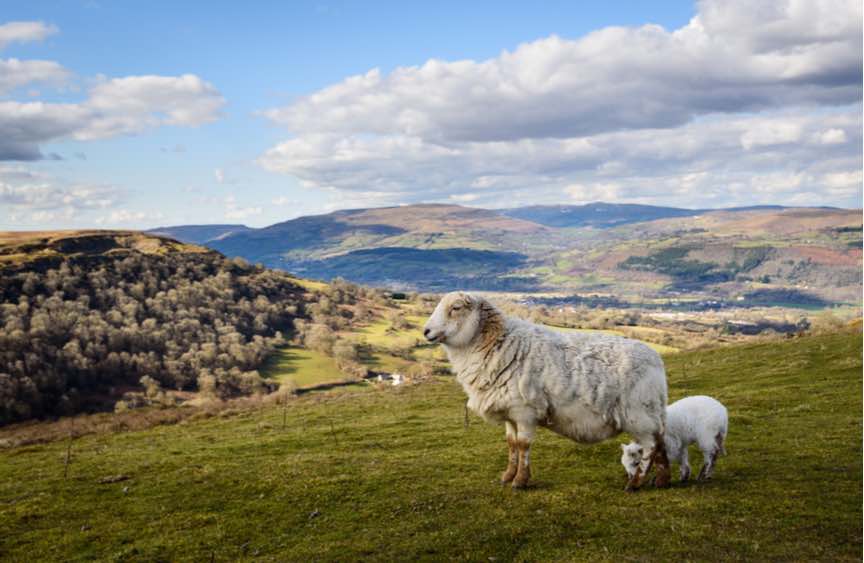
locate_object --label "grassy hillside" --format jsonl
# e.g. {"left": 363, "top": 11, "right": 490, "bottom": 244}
{"left": 1, "top": 329, "right": 860, "bottom": 561}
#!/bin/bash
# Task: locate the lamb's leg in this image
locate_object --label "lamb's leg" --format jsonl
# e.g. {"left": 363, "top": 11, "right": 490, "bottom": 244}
{"left": 500, "top": 421, "right": 518, "bottom": 484}
{"left": 697, "top": 456, "right": 712, "bottom": 480}
{"left": 697, "top": 432, "right": 724, "bottom": 481}
{"left": 512, "top": 422, "right": 535, "bottom": 489}
{"left": 679, "top": 448, "right": 691, "bottom": 482}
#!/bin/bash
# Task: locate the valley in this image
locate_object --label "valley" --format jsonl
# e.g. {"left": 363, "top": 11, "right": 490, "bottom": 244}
{"left": 152, "top": 202, "right": 863, "bottom": 307}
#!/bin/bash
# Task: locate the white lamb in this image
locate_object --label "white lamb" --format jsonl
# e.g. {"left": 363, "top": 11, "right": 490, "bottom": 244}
{"left": 621, "top": 395, "right": 727, "bottom": 482}
{"left": 424, "top": 291, "right": 672, "bottom": 491}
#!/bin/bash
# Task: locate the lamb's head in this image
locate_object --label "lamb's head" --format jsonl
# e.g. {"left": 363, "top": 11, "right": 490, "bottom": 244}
{"left": 620, "top": 443, "right": 643, "bottom": 478}
{"left": 424, "top": 292, "right": 501, "bottom": 349}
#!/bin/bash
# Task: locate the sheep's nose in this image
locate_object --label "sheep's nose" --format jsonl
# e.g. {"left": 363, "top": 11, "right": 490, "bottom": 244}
{"left": 423, "top": 328, "right": 431, "bottom": 339}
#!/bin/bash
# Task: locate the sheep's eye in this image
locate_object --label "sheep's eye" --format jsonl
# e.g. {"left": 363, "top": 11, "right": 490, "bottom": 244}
{"left": 450, "top": 306, "right": 462, "bottom": 313}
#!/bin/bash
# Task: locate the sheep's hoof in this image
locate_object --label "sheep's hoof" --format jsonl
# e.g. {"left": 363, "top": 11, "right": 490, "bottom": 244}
{"left": 500, "top": 469, "right": 517, "bottom": 484}
{"left": 512, "top": 473, "right": 531, "bottom": 489}
{"left": 654, "top": 474, "right": 671, "bottom": 488}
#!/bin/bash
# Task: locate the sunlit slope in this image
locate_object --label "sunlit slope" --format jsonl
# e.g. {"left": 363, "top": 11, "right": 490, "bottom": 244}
{"left": 1, "top": 328, "right": 860, "bottom": 561}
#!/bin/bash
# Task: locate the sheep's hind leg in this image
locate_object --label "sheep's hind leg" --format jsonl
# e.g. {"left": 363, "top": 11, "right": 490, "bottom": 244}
{"left": 500, "top": 421, "right": 518, "bottom": 484}
{"left": 512, "top": 422, "right": 535, "bottom": 489}
{"left": 697, "top": 432, "right": 723, "bottom": 481}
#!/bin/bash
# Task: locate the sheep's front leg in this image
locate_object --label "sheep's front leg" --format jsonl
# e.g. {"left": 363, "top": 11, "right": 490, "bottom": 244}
{"left": 626, "top": 433, "right": 671, "bottom": 491}
{"left": 500, "top": 421, "right": 518, "bottom": 484}
{"left": 512, "top": 422, "right": 535, "bottom": 489}
{"left": 651, "top": 432, "right": 672, "bottom": 488}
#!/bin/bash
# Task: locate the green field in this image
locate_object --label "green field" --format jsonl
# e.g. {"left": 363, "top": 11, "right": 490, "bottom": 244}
{"left": 349, "top": 316, "right": 425, "bottom": 349}
{"left": 1, "top": 330, "right": 861, "bottom": 561}
{"left": 260, "top": 346, "right": 345, "bottom": 388}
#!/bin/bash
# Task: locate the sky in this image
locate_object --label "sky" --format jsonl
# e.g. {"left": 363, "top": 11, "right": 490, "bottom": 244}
{"left": 0, "top": 0, "right": 861, "bottom": 230}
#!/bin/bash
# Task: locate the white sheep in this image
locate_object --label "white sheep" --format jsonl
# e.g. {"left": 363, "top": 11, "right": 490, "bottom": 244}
{"left": 621, "top": 395, "right": 727, "bottom": 482}
{"left": 424, "top": 291, "right": 671, "bottom": 491}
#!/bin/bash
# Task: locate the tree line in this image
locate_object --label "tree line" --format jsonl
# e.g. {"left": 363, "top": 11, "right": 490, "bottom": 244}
{"left": 0, "top": 250, "right": 305, "bottom": 425}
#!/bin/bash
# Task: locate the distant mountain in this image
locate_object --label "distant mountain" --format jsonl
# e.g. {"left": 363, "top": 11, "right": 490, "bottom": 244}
{"left": 147, "top": 224, "right": 253, "bottom": 244}
{"left": 500, "top": 202, "right": 703, "bottom": 228}
{"left": 153, "top": 203, "right": 862, "bottom": 304}
{"left": 206, "top": 203, "right": 546, "bottom": 263}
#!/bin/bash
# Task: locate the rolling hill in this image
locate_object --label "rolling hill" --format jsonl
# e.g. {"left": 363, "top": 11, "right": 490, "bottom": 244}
{"left": 0, "top": 230, "right": 309, "bottom": 424}
{"left": 146, "top": 224, "right": 253, "bottom": 244}
{"left": 155, "top": 203, "right": 863, "bottom": 306}
{"left": 500, "top": 202, "right": 703, "bottom": 228}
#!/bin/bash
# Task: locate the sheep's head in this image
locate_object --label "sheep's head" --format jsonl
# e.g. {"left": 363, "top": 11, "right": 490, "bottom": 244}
{"left": 423, "top": 292, "right": 484, "bottom": 348}
{"left": 620, "top": 443, "right": 643, "bottom": 478}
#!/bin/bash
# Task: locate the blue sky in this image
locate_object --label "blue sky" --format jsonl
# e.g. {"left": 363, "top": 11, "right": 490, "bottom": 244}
{"left": 0, "top": 0, "right": 861, "bottom": 230}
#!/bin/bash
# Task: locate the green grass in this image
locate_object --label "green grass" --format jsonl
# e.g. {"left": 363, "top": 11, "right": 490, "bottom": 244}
{"left": 285, "top": 276, "right": 329, "bottom": 291}
{"left": 351, "top": 318, "right": 424, "bottom": 349}
{"left": 364, "top": 351, "right": 411, "bottom": 373}
{"left": 260, "top": 346, "right": 344, "bottom": 388}
{"left": 1, "top": 330, "right": 860, "bottom": 561}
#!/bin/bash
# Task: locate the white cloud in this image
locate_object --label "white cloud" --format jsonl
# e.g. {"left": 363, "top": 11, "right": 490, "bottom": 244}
{"left": 225, "top": 206, "right": 262, "bottom": 220}
{"left": 263, "top": 1, "right": 861, "bottom": 143}
{"left": 75, "top": 74, "right": 225, "bottom": 140}
{"left": 0, "top": 164, "right": 131, "bottom": 227}
{"left": 0, "top": 21, "right": 57, "bottom": 50}
{"left": 29, "top": 209, "right": 71, "bottom": 223}
{"left": 259, "top": 108, "right": 862, "bottom": 207}
{"left": 822, "top": 170, "right": 863, "bottom": 190}
{"left": 0, "top": 165, "right": 123, "bottom": 211}
{"left": 0, "top": 58, "right": 69, "bottom": 94}
{"left": 0, "top": 22, "right": 68, "bottom": 96}
{"left": 258, "top": 0, "right": 862, "bottom": 209}
{"left": 0, "top": 21, "right": 225, "bottom": 159}
{"left": 565, "top": 182, "right": 622, "bottom": 205}
{"left": 214, "top": 168, "right": 225, "bottom": 184}
{"left": 449, "top": 193, "right": 478, "bottom": 202}
{"left": 96, "top": 209, "right": 165, "bottom": 225}
{"left": 0, "top": 74, "right": 225, "bottom": 159}
{"left": 271, "top": 196, "right": 294, "bottom": 206}
{"left": 818, "top": 128, "right": 847, "bottom": 145}
{"left": 223, "top": 194, "right": 262, "bottom": 219}
{"left": 740, "top": 120, "right": 802, "bottom": 150}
